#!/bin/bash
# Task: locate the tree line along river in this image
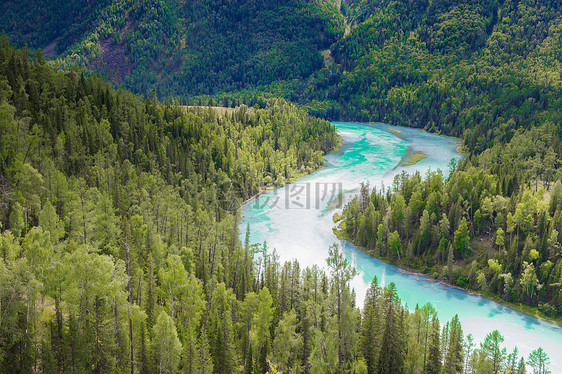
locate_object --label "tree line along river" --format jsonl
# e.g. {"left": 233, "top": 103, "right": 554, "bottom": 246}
{"left": 240, "top": 122, "right": 562, "bottom": 371}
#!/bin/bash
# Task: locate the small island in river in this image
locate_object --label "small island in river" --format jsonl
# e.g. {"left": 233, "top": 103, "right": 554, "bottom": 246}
{"left": 395, "top": 148, "right": 428, "bottom": 168}
{"left": 403, "top": 151, "right": 427, "bottom": 166}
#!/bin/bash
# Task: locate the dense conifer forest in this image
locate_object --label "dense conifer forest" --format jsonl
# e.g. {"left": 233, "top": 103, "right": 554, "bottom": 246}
{"left": 0, "top": 37, "right": 551, "bottom": 374}
{"left": 0, "top": 0, "right": 345, "bottom": 96}
{"left": 0, "top": 0, "right": 561, "bottom": 373}
{"left": 329, "top": 0, "right": 562, "bottom": 327}
{"left": 3, "top": 0, "right": 561, "bottom": 158}
{"left": 338, "top": 155, "right": 562, "bottom": 316}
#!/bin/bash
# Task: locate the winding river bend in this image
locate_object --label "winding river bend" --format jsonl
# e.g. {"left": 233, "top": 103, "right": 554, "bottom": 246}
{"left": 240, "top": 122, "right": 562, "bottom": 370}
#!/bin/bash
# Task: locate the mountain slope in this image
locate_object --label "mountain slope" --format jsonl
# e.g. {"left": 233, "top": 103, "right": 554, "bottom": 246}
{"left": 317, "top": 0, "right": 562, "bottom": 153}
{"left": 0, "top": 37, "right": 549, "bottom": 374}
{"left": 4, "top": 0, "right": 561, "bottom": 155}
{"left": 326, "top": 0, "right": 562, "bottom": 323}
{"left": 0, "top": 0, "right": 344, "bottom": 96}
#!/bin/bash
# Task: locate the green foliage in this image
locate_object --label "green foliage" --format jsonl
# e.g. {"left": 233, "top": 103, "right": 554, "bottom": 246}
{"left": 0, "top": 10, "right": 558, "bottom": 371}
{"left": 1, "top": 0, "right": 344, "bottom": 97}
{"left": 340, "top": 136, "right": 562, "bottom": 314}
{"left": 481, "top": 330, "right": 506, "bottom": 373}
{"left": 152, "top": 311, "right": 182, "bottom": 374}
{"left": 527, "top": 347, "right": 550, "bottom": 374}
{"left": 271, "top": 309, "right": 302, "bottom": 373}
{"left": 0, "top": 38, "right": 339, "bottom": 373}
{"left": 454, "top": 217, "right": 470, "bottom": 257}
{"left": 0, "top": 0, "right": 111, "bottom": 51}
{"left": 3, "top": 0, "right": 562, "bottom": 164}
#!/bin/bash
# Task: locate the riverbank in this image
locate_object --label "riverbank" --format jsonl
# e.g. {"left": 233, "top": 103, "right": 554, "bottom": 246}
{"left": 241, "top": 121, "right": 562, "bottom": 370}
{"left": 333, "top": 223, "right": 562, "bottom": 327}
{"left": 386, "top": 124, "right": 468, "bottom": 162}
{"left": 242, "top": 133, "right": 343, "bottom": 207}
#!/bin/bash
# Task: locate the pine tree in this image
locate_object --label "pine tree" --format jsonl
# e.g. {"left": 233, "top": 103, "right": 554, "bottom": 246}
{"left": 271, "top": 309, "right": 302, "bottom": 373}
{"left": 377, "top": 283, "right": 405, "bottom": 374}
{"left": 326, "top": 243, "right": 358, "bottom": 372}
{"left": 454, "top": 217, "right": 470, "bottom": 257}
{"left": 195, "top": 331, "right": 214, "bottom": 374}
{"left": 425, "top": 316, "right": 441, "bottom": 374}
{"left": 151, "top": 311, "right": 182, "bottom": 374}
{"left": 208, "top": 283, "right": 237, "bottom": 373}
{"left": 361, "top": 278, "right": 381, "bottom": 374}
{"left": 527, "top": 347, "right": 550, "bottom": 374}
{"left": 38, "top": 200, "right": 63, "bottom": 243}
{"left": 250, "top": 287, "right": 274, "bottom": 374}
{"left": 480, "top": 330, "right": 505, "bottom": 373}
{"left": 447, "top": 245, "right": 454, "bottom": 281}
{"left": 442, "top": 314, "right": 464, "bottom": 373}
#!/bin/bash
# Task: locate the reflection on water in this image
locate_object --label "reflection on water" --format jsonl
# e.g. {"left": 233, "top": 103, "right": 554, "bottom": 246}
{"left": 240, "top": 122, "right": 562, "bottom": 371}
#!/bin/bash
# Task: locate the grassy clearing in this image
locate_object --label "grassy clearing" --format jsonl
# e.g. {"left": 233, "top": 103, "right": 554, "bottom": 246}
{"left": 182, "top": 105, "right": 238, "bottom": 116}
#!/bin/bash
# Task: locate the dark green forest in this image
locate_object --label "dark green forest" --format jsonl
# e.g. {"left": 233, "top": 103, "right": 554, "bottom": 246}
{"left": 3, "top": 0, "right": 561, "bottom": 159}
{"left": 1, "top": 0, "right": 561, "bottom": 373}
{"left": 328, "top": 0, "right": 562, "bottom": 325}
{"left": 0, "top": 38, "right": 551, "bottom": 373}
{"left": 338, "top": 145, "right": 562, "bottom": 316}
{"left": 0, "top": 0, "right": 345, "bottom": 96}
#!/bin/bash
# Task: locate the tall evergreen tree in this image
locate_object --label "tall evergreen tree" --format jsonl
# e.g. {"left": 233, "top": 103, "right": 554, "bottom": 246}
{"left": 377, "top": 283, "right": 405, "bottom": 374}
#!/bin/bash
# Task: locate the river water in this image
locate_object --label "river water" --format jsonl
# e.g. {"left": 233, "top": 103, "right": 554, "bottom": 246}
{"left": 240, "top": 122, "right": 562, "bottom": 370}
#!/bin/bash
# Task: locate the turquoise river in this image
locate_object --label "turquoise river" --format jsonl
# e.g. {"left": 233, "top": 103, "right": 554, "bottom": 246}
{"left": 240, "top": 122, "right": 562, "bottom": 370}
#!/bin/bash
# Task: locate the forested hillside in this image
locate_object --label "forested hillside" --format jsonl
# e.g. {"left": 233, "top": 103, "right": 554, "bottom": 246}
{"left": 1, "top": 0, "right": 562, "bottom": 372}
{"left": 327, "top": 0, "right": 562, "bottom": 321}
{"left": 316, "top": 0, "right": 562, "bottom": 154}
{"left": 0, "top": 0, "right": 344, "bottom": 96}
{"left": 338, "top": 124, "right": 562, "bottom": 319}
{"left": 3, "top": 0, "right": 560, "bottom": 158}
{"left": 0, "top": 37, "right": 551, "bottom": 374}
